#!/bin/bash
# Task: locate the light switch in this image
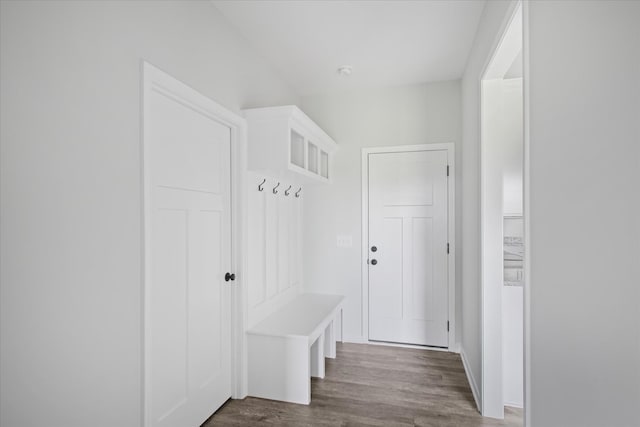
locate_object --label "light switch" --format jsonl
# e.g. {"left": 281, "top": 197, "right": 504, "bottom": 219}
{"left": 336, "top": 235, "right": 353, "bottom": 248}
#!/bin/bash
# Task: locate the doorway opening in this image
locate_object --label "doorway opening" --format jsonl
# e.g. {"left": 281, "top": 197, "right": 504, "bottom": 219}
{"left": 480, "top": 1, "right": 525, "bottom": 423}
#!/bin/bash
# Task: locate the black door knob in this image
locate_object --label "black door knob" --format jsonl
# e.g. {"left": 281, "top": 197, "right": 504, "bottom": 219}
{"left": 225, "top": 272, "right": 235, "bottom": 282}
{"left": 370, "top": 259, "right": 377, "bottom": 265}
{"left": 371, "top": 246, "right": 377, "bottom": 252}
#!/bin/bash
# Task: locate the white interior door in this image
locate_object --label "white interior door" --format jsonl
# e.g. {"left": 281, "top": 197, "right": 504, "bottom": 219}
{"left": 146, "top": 76, "right": 232, "bottom": 427}
{"left": 368, "top": 150, "right": 449, "bottom": 347}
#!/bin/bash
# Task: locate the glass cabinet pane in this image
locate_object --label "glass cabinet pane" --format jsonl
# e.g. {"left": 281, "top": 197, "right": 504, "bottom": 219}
{"left": 320, "top": 151, "right": 329, "bottom": 179}
{"left": 290, "top": 130, "right": 305, "bottom": 168}
{"left": 308, "top": 142, "right": 318, "bottom": 174}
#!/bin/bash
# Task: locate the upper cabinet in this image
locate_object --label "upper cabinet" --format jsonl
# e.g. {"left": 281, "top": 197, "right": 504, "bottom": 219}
{"left": 243, "top": 105, "right": 338, "bottom": 184}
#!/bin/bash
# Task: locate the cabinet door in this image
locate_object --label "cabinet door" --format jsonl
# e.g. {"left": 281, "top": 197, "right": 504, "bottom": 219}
{"left": 290, "top": 129, "right": 305, "bottom": 168}
{"left": 307, "top": 141, "right": 318, "bottom": 174}
{"left": 320, "top": 150, "right": 329, "bottom": 179}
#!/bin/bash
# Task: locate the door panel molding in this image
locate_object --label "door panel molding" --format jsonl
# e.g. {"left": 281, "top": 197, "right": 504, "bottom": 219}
{"left": 142, "top": 62, "right": 248, "bottom": 427}
{"left": 361, "top": 143, "right": 455, "bottom": 349}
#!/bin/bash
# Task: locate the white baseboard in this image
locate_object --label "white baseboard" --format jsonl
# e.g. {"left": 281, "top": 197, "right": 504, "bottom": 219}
{"left": 505, "top": 401, "right": 523, "bottom": 409}
{"left": 342, "top": 337, "right": 367, "bottom": 344}
{"left": 345, "top": 338, "right": 457, "bottom": 353}
{"left": 460, "top": 346, "right": 481, "bottom": 412}
{"left": 368, "top": 340, "right": 451, "bottom": 352}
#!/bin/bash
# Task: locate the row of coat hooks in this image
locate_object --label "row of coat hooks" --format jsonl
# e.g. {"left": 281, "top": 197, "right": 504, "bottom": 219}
{"left": 258, "top": 178, "right": 302, "bottom": 198}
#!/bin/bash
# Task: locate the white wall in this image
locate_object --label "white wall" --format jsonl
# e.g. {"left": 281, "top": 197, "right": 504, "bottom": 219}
{"left": 528, "top": 1, "right": 640, "bottom": 425}
{"left": 300, "top": 81, "right": 462, "bottom": 343}
{"left": 0, "top": 2, "right": 298, "bottom": 426}
{"left": 460, "top": 0, "right": 516, "bottom": 407}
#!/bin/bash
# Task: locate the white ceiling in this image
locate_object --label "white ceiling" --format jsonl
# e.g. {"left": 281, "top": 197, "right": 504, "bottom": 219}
{"left": 212, "top": 0, "right": 486, "bottom": 96}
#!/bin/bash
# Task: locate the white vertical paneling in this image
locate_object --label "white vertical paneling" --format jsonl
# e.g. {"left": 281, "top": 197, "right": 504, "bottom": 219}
{"left": 248, "top": 172, "right": 267, "bottom": 308}
{"left": 247, "top": 174, "right": 304, "bottom": 328}
{"left": 289, "top": 191, "right": 299, "bottom": 289}
{"left": 277, "top": 192, "right": 290, "bottom": 293}
{"left": 296, "top": 194, "right": 303, "bottom": 288}
{"left": 265, "top": 182, "right": 279, "bottom": 299}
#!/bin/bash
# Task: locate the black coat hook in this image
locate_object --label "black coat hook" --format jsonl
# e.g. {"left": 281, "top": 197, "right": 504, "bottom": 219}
{"left": 272, "top": 182, "right": 280, "bottom": 194}
{"left": 284, "top": 185, "right": 292, "bottom": 196}
{"left": 258, "top": 178, "right": 266, "bottom": 192}
{"left": 295, "top": 188, "right": 302, "bottom": 198}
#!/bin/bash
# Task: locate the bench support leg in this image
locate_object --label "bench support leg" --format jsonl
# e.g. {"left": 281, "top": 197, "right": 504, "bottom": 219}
{"left": 324, "top": 320, "right": 336, "bottom": 359}
{"left": 248, "top": 335, "right": 311, "bottom": 404}
{"left": 310, "top": 333, "right": 325, "bottom": 379}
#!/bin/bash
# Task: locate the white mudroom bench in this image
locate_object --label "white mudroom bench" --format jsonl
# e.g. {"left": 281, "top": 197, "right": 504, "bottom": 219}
{"left": 247, "top": 293, "right": 345, "bottom": 404}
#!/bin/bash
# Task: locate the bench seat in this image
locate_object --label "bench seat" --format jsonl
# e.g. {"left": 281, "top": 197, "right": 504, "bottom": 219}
{"left": 247, "top": 293, "right": 345, "bottom": 404}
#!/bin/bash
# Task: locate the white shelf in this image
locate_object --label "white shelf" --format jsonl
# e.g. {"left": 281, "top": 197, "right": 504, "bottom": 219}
{"left": 243, "top": 105, "right": 338, "bottom": 184}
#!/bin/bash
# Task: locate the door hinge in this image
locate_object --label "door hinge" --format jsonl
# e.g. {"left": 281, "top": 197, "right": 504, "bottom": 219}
{"left": 447, "top": 321, "right": 450, "bottom": 332}
{"left": 446, "top": 165, "right": 449, "bottom": 177}
{"left": 447, "top": 243, "right": 450, "bottom": 254}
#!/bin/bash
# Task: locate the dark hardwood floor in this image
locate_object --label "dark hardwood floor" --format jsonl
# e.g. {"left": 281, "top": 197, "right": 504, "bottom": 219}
{"left": 205, "top": 343, "right": 522, "bottom": 426}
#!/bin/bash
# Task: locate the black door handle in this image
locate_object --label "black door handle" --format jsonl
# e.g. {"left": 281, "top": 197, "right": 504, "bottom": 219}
{"left": 370, "top": 259, "right": 377, "bottom": 266}
{"left": 371, "top": 246, "right": 377, "bottom": 252}
{"left": 225, "top": 272, "right": 235, "bottom": 282}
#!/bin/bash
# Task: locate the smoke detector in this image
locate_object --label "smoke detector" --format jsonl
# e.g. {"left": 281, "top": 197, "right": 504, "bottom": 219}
{"left": 337, "top": 65, "right": 353, "bottom": 76}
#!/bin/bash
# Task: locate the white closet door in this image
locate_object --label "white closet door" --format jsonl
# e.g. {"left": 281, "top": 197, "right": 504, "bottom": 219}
{"left": 146, "top": 78, "right": 232, "bottom": 427}
{"left": 368, "top": 150, "right": 449, "bottom": 347}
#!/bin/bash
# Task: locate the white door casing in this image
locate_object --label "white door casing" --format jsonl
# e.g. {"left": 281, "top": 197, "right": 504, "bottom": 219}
{"left": 479, "top": 1, "right": 524, "bottom": 418}
{"left": 143, "top": 63, "right": 246, "bottom": 427}
{"left": 362, "top": 144, "right": 455, "bottom": 349}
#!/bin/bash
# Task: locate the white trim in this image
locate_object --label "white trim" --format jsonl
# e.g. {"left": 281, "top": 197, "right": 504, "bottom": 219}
{"left": 141, "top": 62, "right": 248, "bottom": 427}
{"left": 505, "top": 402, "right": 524, "bottom": 410}
{"left": 461, "top": 346, "right": 481, "bottom": 412}
{"left": 480, "top": 2, "right": 522, "bottom": 81}
{"left": 360, "top": 143, "right": 456, "bottom": 350}
{"left": 368, "top": 340, "right": 453, "bottom": 353}
{"left": 139, "top": 61, "right": 146, "bottom": 427}
{"left": 361, "top": 150, "right": 368, "bottom": 342}
{"left": 231, "top": 110, "right": 249, "bottom": 402}
{"left": 343, "top": 337, "right": 455, "bottom": 354}
{"left": 342, "top": 337, "right": 368, "bottom": 345}
{"left": 522, "top": 1, "right": 532, "bottom": 425}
